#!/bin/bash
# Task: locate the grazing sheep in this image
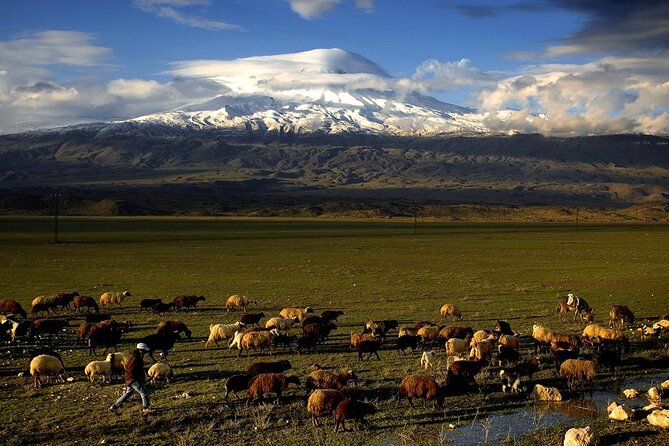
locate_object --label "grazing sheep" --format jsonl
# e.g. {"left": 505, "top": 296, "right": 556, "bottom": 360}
{"left": 472, "top": 329, "right": 495, "bottom": 344}
{"left": 53, "top": 291, "right": 79, "bottom": 310}
{"left": 320, "top": 310, "right": 344, "bottom": 324}
{"left": 303, "top": 322, "right": 337, "bottom": 344}
{"left": 498, "top": 334, "right": 520, "bottom": 350}
{"left": 334, "top": 400, "right": 376, "bottom": 432}
{"left": 157, "top": 320, "right": 192, "bottom": 338}
{"left": 560, "top": 359, "right": 597, "bottom": 390}
{"left": 364, "top": 320, "right": 399, "bottom": 335}
{"left": 356, "top": 339, "right": 382, "bottom": 361}
{"left": 28, "top": 348, "right": 64, "bottom": 372}
{"left": 298, "top": 334, "right": 322, "bottom": 354}
{"left": 153, "top": 302, "right": 174, "bottom": 315}
{"left": 246, "top": 373, "right": 301, "bottom": 404}
{"left": 307, "top": 389, "right": 346, "bottom": 427}
{"left": 76, "top": 322, "right": 94, "bottom": 345}
{"left": 0, "top": 299, "right": 28, "bottom": 318}
{"left": 141, "top": 332, "right": 181, "bottom": 361}
{"left": 553, "top": 348, "right": 580, "bottom": 373}
{"left": 225, "top": 374, "right": 251, "bottom": 400}
{"left": 32, "top": 295, "right": 55, "bottom": 307}
{"left": 30, "top": 355, "right": 67, "bottom": 389}
{"left": 88, "top": 321, "right": 128, "bottom": 355}
{"left": 205, "top": 322, "right": 245, "bottom": 347}
{"left": 421, "top": 351, "right": 435, "bottom": 369}
{"left": 265, "top": 317, "right": 299, "bottom": 333}
{"left": 563, "top": 426, "right": 598, "bottom": 446}
{"left": 446, "top": 337, "right": 471, "bottom": 357}
{"left": 397, "top": 374, "right": 444, "bottom": 408}
{"left": 439, "top": 326, "right": 474, "bottom": 342}
{"left": 399, "top": 327, "right": 418, "bottom": 337}
{"left": 280, "top": 307, "right": 314, "bottom": 322}
{"left": 139, "top": 298, "right": 162, "bottom": 312}
{"left": 106, "top": 352, "right": 130, "bottom": 381}
{"left": 72, "top": 295, "right": 99, "bottom": 313}
{"left": 239, "top": 330, "right": 276, "bottom": 357}
{"left": 582, "top": 324, "right": 624, "bottom": 342}
{"left": 99, "top": 291, "right": 131, "bottom": 308}
{"left": 417, "top": 325, "right": 441, "bottom": 345}
{"left": 396, "top": 335, "right": 422, "bottom": 354}
{"left": 247, "top": 360, "right": 292, "bottom": 377}
{"left": 447, "top": 360, "right": 484, "bottom": 387}
{"left": 226, "top": 295, "right": 257, "bottom": 312}
{"left": 533, "top": 324, "right": 556, "bottom": 352}
{"left": 272, "top": 334, "right": 297, "bottom": 351}
{"left": 533, "top": 384, "right": 562, "bottom": 401}
{"left": 147, "top": 363, "right": 174, "bottom": 384}
{"left": 647, "top": 409, "right": 669, "bottom": 428}
{"left": 240, "top": 312, "right": 265, "bottom": 327}
{"left": 609, "top": 305, "right": 634, "bottom": 328}
{"left": 469, "top": 339, "right": 496, "bottom": 362}
{"left": 85, "top": 360, "right": 112, "bottom": 383}
{"left": 31, "top": 302, "right": 56, "bottom": 316}
{"left": 440, "top": 304, "right": 463, "bottom": 321}
{"left": 32, "top": 319, "right": 70, "bottom": 340}
{"left": 350, "top": 332, "right": 374, "bottom": 349}
{"left": 306, "top": 369, "right": 358, "bottom": 393}
{"left": 172, "top": 295, "right": 205, "bottom": 311}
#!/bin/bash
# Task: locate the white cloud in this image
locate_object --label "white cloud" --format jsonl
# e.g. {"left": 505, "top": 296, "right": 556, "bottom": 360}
{"left": 286, "top": 0, "right": 374, "bottom": 19}
{"left": 134, "top": 0, "right": 242, "bottom": 31}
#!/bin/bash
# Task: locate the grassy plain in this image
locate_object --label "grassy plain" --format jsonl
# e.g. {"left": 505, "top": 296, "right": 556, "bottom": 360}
{"left": 0, "top": 217, "right": 668, "bottom": 445}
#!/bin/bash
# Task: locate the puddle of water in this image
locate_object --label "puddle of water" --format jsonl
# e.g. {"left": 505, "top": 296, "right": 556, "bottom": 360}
{"left": 383, "top": 373, "right": 667, "bottom": 446}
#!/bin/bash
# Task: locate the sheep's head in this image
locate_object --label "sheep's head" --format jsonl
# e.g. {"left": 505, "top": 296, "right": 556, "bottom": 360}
{"left": 305, "top": 306, "right": 314, "bottom": 314}
{"left": 123, "top": 291, "right": 131, "bottom": 297}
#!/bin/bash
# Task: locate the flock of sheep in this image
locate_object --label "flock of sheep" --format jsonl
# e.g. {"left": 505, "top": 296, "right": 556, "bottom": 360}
{"left": 1, "top": 290, "right": 669, "bottom": 440}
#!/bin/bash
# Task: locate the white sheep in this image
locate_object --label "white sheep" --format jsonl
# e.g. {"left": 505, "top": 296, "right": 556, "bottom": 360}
{"left": 647, "top": 386, "right": 663, "bottom": 403}
{"left": 563, "top": 426, "right": 598, "bottom": 446}
{"left": 228, "top": 331, "right": 245, "bottom": 350}
{"left": 445, "top": 338, "right": 470, "bottom": 357}
{"left": 85, "top": 360, "right": 112, "bottom": 383}
{"left": 147, "top": 363, "right": 174, "bottom": 384}
{"left": 205, "top": 322, "right": 244, "bottom": 347}
{"left": 30, "top": 355, "right": 67, "bottom": 389}
{"left": 265, "top": 316, "right": 299, "bottom": 333}
{"left": 582, "top": 324, "right": 623, "bottom": 341}
{"left": 439, "top": 303, "right": 463, "bottom": 321}
{"left": 607, "top": 402, "right": 633, "bottom": 421}
{"left": 106, "top": 352, "right": 130, "bottom": 381}
{"left": 99, "top": 291, "right": 131, "bottom": 308}
{"left": 420, "top": 351, "right": 435, "bottom": 369}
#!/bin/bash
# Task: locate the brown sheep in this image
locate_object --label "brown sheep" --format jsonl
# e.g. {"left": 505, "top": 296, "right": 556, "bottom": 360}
{"left": 246, "top": 373, "right": 301, "bottom": 404}
{"left": 32, "top": 319, "right": 70, "bottom": 340}
{"left": 225, "top": 295, "right": 257, "bottom": 312}
{"left": 303, "top": 322, "right": 337, "bottom": 344}
{"left": 280, "top": 307, "right": 314, "bottom": 321}
{"left": 397, "top": 374, "right": 444, "bottom": 408}
{"left": 52, "top": 291, "right": 79, "bottom": 310}
{"left": 76, "top": 322, "right": 94, "bottom": 345}
{"left": 356, "top": 339, "right": 382, "bottom": 361}
{"left": 440, "top": 304, "right": 463, "bottom": 321}
{"left": 247, "top": 360, "right": 292, "bottom": 377}
{"left": 73, "top": 296, "right": 99, "bottom": 313}
{"left": 609, "top": 305, "right": 634, "bottom": 329}
{"left": 551, "top": 333, "right": 580, "bottom": 350}
{"left": 320, "top": 310, "right": 344, "bottom": 324}
{"left": 506, "top": 356, "right": 541, "bottom": 381}
{"left": 306, "top": 369, "right": 358, "bottom": 394}
{"left": 560, "top": 359, "right": 597, "bottom": 390}
{"left": 334, "top": 400, "right": 376, "bottom": 432}
{"left": 307, "top": 389, "right": 346, "bottom": 427}
{"left": 350, "top": 332, "right": 373, "bottom": 349}
{"left": 171, "top": 295, "right": 205, "bottom": 311}
{"left": 0, "top": 299, "right": 27, "bottom": 318}
{"left": 417, "top": 325, "right": 441, "bottom": 345}
{"left": 156, "top": 320, "right": 192, "bottom": 338}
{"left": 439, "top": 326, "right": 474, "bottom": 342}
{"left": 447, "top": 360, "right": 484, "bottom": 386}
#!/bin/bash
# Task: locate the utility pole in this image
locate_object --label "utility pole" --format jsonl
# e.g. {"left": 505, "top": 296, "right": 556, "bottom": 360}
{"left": 51, "top": 193, "right": 61, "bottom": 244}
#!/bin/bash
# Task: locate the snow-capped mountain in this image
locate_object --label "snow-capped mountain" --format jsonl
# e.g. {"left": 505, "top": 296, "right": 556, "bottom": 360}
{"left": 116, "top": 48, "right": 492, "bottom": 136}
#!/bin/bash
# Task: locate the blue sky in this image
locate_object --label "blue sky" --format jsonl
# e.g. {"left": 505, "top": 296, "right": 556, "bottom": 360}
{"left": 1, "top": 1, "right": 668, "bottom": 135}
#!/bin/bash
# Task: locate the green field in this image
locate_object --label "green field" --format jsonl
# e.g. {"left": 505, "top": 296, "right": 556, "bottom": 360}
{"left": 0, "top": 218, "right": 668, "bottom": 445}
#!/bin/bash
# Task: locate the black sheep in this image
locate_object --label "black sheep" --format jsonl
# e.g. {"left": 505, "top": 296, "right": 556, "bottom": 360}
{"left": 141, "top": 331, "right": 181, "bottom": 361}
{"left": 396, "top": 335, "right": 422, "bottom": 354}
{"left": 225, "top": 374, "right": 250, "bottom": 399}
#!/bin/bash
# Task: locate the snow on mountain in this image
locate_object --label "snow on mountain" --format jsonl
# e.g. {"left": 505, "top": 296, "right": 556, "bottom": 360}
{"left": 120, "top": 49, "right": 494, "bottom": 136}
